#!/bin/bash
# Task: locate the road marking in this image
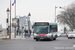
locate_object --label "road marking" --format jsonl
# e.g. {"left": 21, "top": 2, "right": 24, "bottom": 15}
{"left": 54, "top": 47, "right": 74, "bottom": 49}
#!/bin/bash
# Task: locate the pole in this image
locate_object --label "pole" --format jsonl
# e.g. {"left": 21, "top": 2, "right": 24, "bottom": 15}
{"left": 27, "top": 13, "right": 31, "bottom": 37}
{"left": 64, "top": 21, "right": 65, "bottom": 33}
{"left": 6, "top": 18, "right": 8, "bottom": 38}
{"left": 28, "top": 16, "right": 30, "bottom": 37}
{"left": 6, "top": 11, "right": 9, "bottom": 38}
{"left": 9, "top": 0, "right": 11, "bottom": 39}
{"left": 73, "top": 16, "right": 74, "bottom": 31}
{"left": 14, "top": 0, "right": 16, "bottom": 38}
{"left": 55, "top": 6, "right": 57, "bottom": 23}
{"left": 22, "top": 25, "right": 23, "bottom": 38}
{"left": 28, "top": 16, "right": 29, "bottom": 37}
{"left": 7, "top": 13, "right": 9, "bottom": 35}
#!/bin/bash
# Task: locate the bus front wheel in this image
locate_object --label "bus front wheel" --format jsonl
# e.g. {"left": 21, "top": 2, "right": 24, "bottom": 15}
{"left": 36, "top": 39, "right": 38, "bottom": 41}
{"left": 53, "top": 38, "right": 56, "bottom": 40}
{"left": 50, "top": 38, "right": 53, "bottom": 41}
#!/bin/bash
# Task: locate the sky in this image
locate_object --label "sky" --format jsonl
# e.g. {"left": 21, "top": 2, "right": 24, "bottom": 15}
{"left": 0, "top": 0, "right": 75, "bottom": 31}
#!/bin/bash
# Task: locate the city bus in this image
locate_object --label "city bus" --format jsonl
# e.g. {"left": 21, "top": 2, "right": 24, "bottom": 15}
{"left": 32, "top": 22, "right": 57, "bottom": 41}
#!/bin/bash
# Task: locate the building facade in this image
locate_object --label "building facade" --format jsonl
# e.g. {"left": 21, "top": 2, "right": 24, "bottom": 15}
{"left": 19, "top": 16, "right": 31, "bottom": 30}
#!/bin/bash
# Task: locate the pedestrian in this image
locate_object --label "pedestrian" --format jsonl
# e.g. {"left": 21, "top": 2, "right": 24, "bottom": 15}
{"left": 26, "top": 30, "right": 28, "bottom": 36}
{"left": 17, "top": 29, "right": 18, "bottom": 35}
{"left": 19, "top": 30, "right": 21, "bottom": 36}
{"left": 29, "top": 30, "right": 31, "bottom": 36}
{"left": 24, "top": 29, "right": 28, "bottom": 37}
{"left": 24, "top": 29, "right": 26, "bottom": 37}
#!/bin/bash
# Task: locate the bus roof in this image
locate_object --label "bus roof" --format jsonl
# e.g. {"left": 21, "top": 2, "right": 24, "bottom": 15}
{"left": 34, "top": 21, "right": 56, "bottom": 23}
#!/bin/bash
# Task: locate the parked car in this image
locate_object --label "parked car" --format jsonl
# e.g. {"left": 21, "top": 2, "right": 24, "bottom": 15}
{"left": 66, "top": 32, "right": 75, "bottom": 39}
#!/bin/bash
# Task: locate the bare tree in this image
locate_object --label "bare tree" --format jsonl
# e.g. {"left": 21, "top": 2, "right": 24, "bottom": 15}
{"left": 57, "top": 3, "right": 75, "bottom": 31}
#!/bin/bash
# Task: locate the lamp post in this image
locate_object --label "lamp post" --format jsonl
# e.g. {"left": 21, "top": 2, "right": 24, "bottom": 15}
{"left": 6, "top": 8, "right": 10, "bottom": 38}
{"left": 55, "top": 6, "right": 57, "bottom": 22}
{"left": 55, "top": 6, "right": 66, "bottom": 33}
{"left": 27, "top": 13, "right": 31, "bottom": 37}
{"left": 9, "top": 0, "right": 11, "bottom": 39}
{"left": 55, "top": 6, "right": 62, "bottom": 23}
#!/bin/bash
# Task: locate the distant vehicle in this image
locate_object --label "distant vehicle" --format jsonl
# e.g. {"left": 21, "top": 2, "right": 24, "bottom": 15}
{"left": 66, "top": 32, "right": 75, "bottom": 39}
{"left": 57, "top": 32, "right": 62, "bottom": 37}
{"left": 32, "top": 22, "right": 57, "bottom": 41}
{"left": 61, "top": 33, "right": 66, "bottom": 37}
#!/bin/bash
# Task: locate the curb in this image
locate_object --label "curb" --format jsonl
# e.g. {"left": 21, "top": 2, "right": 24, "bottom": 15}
{"left": 0, "top": 38, "right": 26, "bottom": 40}
{"left": 0, "top": 36, "right": 33, "bottom": 40}
{"left": 0, "top": 38, "right": 11, "bottom": 40}
{"left": 11, "top": 38, "right": 26, "bottom": 40}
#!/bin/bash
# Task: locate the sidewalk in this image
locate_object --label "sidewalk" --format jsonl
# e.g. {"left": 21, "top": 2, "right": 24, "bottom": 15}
{"left": 0, "top": 33, "right": 26, "bottom": 40}
{"left": 0, "top": 33, "right": 34, "bottom": 40}
{"left": 11, "top": 33, "right": 26, "bottom": 39}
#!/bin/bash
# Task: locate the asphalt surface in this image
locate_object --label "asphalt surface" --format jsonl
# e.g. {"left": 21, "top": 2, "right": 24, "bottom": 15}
{"left": 0, "top": 37, "right": 75, "bottom": 50}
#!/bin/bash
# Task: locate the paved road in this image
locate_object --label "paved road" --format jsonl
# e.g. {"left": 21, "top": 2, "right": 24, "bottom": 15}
{"left": 0, "top": 37, "right": 75, "bottom": 50}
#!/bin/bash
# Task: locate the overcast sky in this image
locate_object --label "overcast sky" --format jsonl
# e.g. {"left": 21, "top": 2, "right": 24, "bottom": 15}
{"left": 0, "top": 0, "right": 75, "bottom": 30}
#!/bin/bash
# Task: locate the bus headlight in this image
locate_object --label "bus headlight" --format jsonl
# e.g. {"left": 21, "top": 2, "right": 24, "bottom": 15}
{"left": 34, "top": 33, "right": 38, "bottom": 37}
{"left": 46, "top": 33, "right": 52, "bottom": 37}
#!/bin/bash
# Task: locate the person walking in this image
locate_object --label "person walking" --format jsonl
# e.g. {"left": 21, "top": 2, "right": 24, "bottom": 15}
{"left": 19, "top": 30, "right": 21, "bottom": 36}
{"left": 24, "top": 29, "right": 28, "bottom": 37}
{"left": 24, "top": 29, "right": 26, "bottom": 37}
{"left": 29, "top": 30, "right": 31, "bottom": 36}
{"left": 17, "top": 29, "right": 19, "bottom": 35}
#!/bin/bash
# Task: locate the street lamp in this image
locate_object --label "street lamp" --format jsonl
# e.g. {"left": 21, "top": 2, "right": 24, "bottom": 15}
{"left": 55, "top": 6, "right": 57, "bottom": 22}
{"left": 6, "top": 8, "right": 10, "bottom": 38}
{"left": 55, "top": 6, "right": 66, "bottom": 33}
{"left": 27, "top": 13, "right": 31, "bottom": 37}
{"left": 55, "top": 6, "right": 62, "bottom": 22}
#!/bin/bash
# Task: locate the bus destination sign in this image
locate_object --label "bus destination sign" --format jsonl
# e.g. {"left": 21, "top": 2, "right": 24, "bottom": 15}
{"left": 35, "top": 22, "right": 49, "bottom": 25}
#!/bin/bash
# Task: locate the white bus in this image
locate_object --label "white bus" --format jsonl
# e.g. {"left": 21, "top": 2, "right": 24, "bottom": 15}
{"left": 32, "top": 22, "right": 58, "bottom": 41}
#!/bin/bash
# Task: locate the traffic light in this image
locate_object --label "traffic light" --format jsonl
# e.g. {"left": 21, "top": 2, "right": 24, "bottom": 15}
{"left": 7, "top": 28, "right": 8, "bottom": 30}
{"left": 18, "top": 19, "right": 19, "bottom": 30}
{"left": 6, "top": 18, "right": 8, "bottom": 23}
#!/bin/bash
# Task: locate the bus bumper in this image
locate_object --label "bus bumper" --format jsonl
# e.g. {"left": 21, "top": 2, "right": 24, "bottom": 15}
{"left": 34, "top": 36, "right": 53, "bottom": 40}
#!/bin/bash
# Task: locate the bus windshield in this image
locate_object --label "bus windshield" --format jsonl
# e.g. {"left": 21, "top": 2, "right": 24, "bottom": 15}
{"left": 34, "top": 26, "right": 50, "bottom": 34}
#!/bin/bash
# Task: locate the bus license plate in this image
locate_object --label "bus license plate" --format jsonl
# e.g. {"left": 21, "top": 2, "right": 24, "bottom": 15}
{"left": 40, "top": 38, "right": 43, "bottom": 39}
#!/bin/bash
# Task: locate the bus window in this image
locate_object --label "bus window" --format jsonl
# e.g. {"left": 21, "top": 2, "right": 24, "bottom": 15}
{"left": 34, "top": 26, "right": 50, "bottom": 33}
{"left": 50, "top": 25, "right": 57, "bottom": 32}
